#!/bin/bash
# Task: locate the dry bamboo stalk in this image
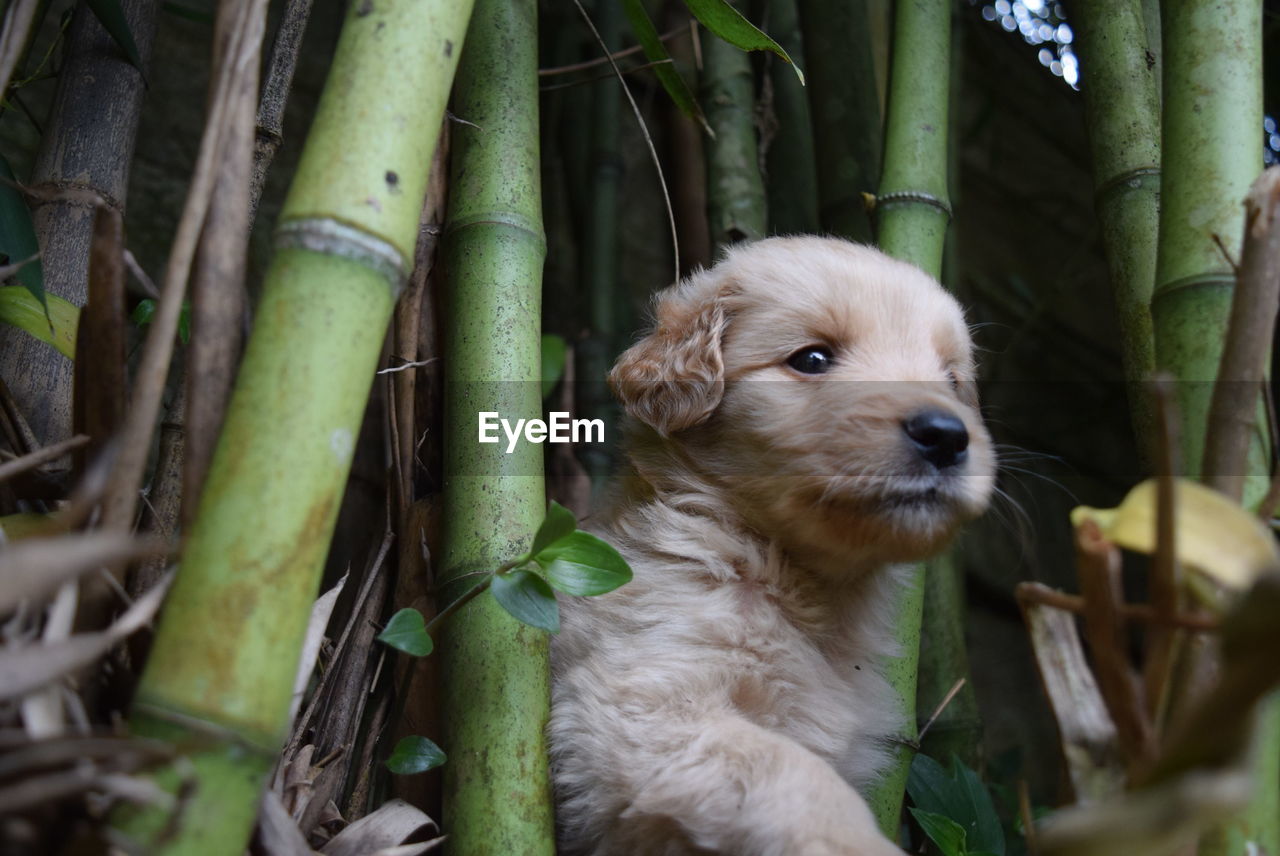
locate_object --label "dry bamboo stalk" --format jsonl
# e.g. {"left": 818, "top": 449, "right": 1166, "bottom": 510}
{"left": 183, "top": 0, "right": 263, "bottom": 525}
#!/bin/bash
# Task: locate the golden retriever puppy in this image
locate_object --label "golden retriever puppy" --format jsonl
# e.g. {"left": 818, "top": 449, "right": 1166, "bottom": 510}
{"left": 550, "top": 236, "right": 995, "bottom": 856}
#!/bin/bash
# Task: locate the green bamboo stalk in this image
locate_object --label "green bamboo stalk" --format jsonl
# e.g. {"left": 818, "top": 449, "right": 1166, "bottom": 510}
{"left": 796, "top": 0, "right": 880, "bottom": 242}
{"left": 761, "top": 0, "right": 819, "bottom": 235}
{"left": 1154, "top": 0, "right": 1263, "bottom": 483}
{"left": 115, "top": 0, "right": 474, "bottom": 850}
{"left": 1073, "top": 0, "right": 1160, "bottom": 445}
{"left": 868, "top": 0, "right": 951, "bottom": 836}
{"left": 438, "top": 0, "right": 554, "bottom": 850}
{"left": 579, "top": 0, "right": 622, "bottom": 489}
{"left": 701, "top": 16, "right": 767, "bottom": 252}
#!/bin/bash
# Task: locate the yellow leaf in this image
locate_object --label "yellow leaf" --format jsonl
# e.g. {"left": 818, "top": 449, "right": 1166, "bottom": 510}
{"left": 1071, "top": 479, "right": 1279, "bottom": 591}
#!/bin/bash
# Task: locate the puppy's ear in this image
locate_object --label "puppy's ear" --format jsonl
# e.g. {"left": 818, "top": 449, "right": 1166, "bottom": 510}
{"left": 609, "top": 276, "right": 734, "bottom": 437}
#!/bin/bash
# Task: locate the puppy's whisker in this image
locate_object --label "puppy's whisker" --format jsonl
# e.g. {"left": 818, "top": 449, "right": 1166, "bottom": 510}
{"left": 986, "top": 484, "right": 1035, "bottom": 565}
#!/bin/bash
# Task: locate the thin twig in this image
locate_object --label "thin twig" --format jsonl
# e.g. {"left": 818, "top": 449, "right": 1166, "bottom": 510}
{"left": 572, "top": 0, "right": 679, "bottom": 284}
{"left": 539, "top": 59, "right": 675, "bottom": 92}
{"left": 1018, "top": 779, "right": 1038, "bottom": 856}
{"left": 916, "top": 677, "right": 966, "bottom": 743}
{"left": 537, "top": 25, "right": 685, "bottom": 76}
{"left": 0, "top": 0, "right": 40, "bottom": 99}
{"left": 1014, "top": 582, "right": 1217, "bottom": 632}
{"left": 0, "top": 434, "right": 89, "bottom": 482}
{"left": 377, "top": 357, "right": 440, "bottom": 375}
{"left": 1145, "top": 376, "right": 1182, "bottom": 728}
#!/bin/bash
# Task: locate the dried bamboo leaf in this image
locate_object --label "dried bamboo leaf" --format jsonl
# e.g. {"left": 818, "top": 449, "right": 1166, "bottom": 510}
{"left": 0, "top": 532, "right": 164, "bottom": 614}
{"left": 258, "top": 787, "right": 318, "bottom": 856}
{"left": 320, "top": 799, "right": 437, "bottom": 856}
{"left": 0, "top": 573, "right": 170, "bottom": 700}
{"left": 288, "top": 574, "right": 347, "bottom": 728}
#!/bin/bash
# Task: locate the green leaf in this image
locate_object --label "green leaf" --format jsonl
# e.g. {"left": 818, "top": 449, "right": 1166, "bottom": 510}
{"left": 534, "top": 531, "right": 632, "bottom": 596}
{"left": 622, "top": 0, "right": 713, "bottom": 135}
{"left": 384, "top": 735, "right": 446, "bottom": 774}
{"left": 0, "top": 286, "right": 78, "bottom": 359}
{"left": 85, "top": 0, "right": 146, "bottom": 78}
{"left": 377, "top": 607, "right": 433, "bottom": 656}
{"left": 131, "top": 299, "right": 156, "bottom": 327}
{"left": 131, "top": 298, "right": 191, "bottom": 344}
{"left": 909, "top": 808, "right": 968, "bottom": 856}
{"left": 530, "top": 500, "right": 577, "bottom": 557}
{"left": 682, "top": 0, "right": 804, "bottom": 84}
{"left": 0, "top": 155, "right": 47, "bottom": 317}
{"left": 491, "top": 568, "right": 560, "bottom": 632}
{"left": 541, "top": 333, "right": 567, "bottom": 398}
{"left": 908, "top": 754, "right": 1006, "bottom": 856}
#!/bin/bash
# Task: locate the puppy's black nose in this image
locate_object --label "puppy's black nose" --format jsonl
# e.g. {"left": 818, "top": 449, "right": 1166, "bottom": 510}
{"left": 902, "top": 409, "right": 969, "bottom": 469}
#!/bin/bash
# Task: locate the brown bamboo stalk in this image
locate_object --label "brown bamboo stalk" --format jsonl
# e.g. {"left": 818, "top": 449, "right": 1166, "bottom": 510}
{"left": 99, "top": 0, "right": 268, "bottom": 541}
{"left": 183, "top": 0, "right": 262, "bottom": 525}
{"left": 73, "top": 206, "right": 127, "bottom": 475}
{"left": 0, "top": 0, "right": 158, "bottom": 447}
{"left": 248, "top": 0, "right": 315, "bottom": 224}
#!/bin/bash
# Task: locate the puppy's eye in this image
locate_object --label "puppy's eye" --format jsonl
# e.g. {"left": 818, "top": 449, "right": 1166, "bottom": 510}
{"left": 947, "top": 370, "right": 960, "bottom": 390}
{"left": 786, "top": 346, "right": 834, "bottom": 375}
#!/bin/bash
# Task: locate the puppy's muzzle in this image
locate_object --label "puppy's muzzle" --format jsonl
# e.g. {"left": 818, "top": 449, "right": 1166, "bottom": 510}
{"left": 902, "top": 408, "right": 969, "bottom": 470}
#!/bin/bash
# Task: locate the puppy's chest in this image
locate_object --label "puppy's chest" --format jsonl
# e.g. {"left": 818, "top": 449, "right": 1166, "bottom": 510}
{"left": 716, "top": 578, "right": 879, "bottom": 758}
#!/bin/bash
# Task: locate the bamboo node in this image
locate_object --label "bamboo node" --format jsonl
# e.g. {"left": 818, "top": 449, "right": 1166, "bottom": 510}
{"left": 274, "top": 217, "right": 408, "bottom": 297}
{"left": 874, "top": 190, "right": 952, "bottom": 220}
{"left": 1093, "top": 166, "right": 1161, "bottom": 206}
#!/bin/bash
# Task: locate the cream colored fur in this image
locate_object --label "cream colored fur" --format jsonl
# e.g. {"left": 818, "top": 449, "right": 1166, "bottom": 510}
{"left": 550, "top": 236, "right": 996, "bottom": 855}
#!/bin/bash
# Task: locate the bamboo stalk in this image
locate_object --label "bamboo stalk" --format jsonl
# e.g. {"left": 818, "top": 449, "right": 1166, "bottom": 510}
{"left": 796, "top": 0, "right": 880, "bottom": 242}
{"left": 116, "top": 0, "right": 474, "bottom": 849}
{"left": 438, "top": 0, "right": 553, "bottom": 849}
{"left": 248, "top": 0, "right": 315, "bottom": 220}
{"left": 0, "top": 0, "right": 158, "bottom": 448}
{"left": 580, "top": 0, "right": 623, "bottom": 489}
{"left": 1153, "top": 0, "right": 1263, "bottom": 485}
{"left": 760, "top": 0, "right": 818, "bottom": 235}
{"left": 1073, "top": 0, "right": 1161, "bottom": 446}
{"left": 701, "top": 15, "right": 766, "bottom": 252}
{"left": 867, "top": 0, "right": 952, "bottom": 835}
{"left": 183, "top": 0, "right": 261, "bottom": 525}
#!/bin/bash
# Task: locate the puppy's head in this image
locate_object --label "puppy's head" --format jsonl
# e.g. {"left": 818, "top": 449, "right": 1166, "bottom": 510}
{"left": 610, "top": 236, "right": 995, "bottom": 568}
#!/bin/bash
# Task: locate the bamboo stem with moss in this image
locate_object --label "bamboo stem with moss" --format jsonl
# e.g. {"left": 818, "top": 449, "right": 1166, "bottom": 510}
{"left": 701, "top": 17, "right": 766, "bottom": 253}
{"left": 114, "top": 0, "right": 474, "bottom": 850}
{"left": 1154, "top": 0, "right": 1263, "bottom": 486}
{"left": 1073, "top": 0, "right": 1161, "bottom": 446}
{"left": 868, "top": 0, "right": 952, "bottom": 835}
{"left": 437, "top": 0, "right": 554, "bottom": 850}
{"left": 796, "top": 0, "right": 880, "bottom": 242}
